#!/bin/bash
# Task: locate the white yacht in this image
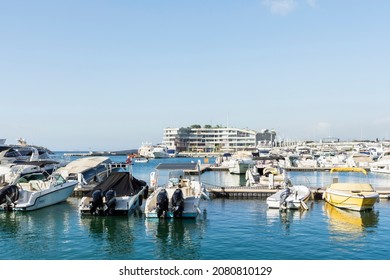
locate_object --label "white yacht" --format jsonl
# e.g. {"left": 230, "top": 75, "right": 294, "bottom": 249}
{"left": 138, "top": 143, "right": 169, "bottom": 158}
{"left": 152, "top": 144, "right": 169, "bottom": 158}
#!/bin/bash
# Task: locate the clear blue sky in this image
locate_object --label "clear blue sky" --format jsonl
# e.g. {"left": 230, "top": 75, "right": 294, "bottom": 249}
{"left": 1, "top": 0, "right": 389, "bottom": 151}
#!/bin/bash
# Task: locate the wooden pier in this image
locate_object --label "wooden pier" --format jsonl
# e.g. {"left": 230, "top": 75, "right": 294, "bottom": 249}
{"left": 205, "top": 185, "right": 323, "bottom": 200}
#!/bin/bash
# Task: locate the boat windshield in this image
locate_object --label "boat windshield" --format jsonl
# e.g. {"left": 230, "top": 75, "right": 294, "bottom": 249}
{"left": 16, "top": 173, "right": 46, "bottom": 183}
{"left": 52, "top": 173, "right": 66, "bottom": 185}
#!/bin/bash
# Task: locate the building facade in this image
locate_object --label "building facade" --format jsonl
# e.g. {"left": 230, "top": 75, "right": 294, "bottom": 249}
{"left": 162, "top": 126, "right": 274, "bottom": 153}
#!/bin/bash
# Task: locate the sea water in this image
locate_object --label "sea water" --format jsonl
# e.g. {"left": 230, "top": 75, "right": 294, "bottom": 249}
{"left": 1, "top": 154, "right": 390, "bottom": 260}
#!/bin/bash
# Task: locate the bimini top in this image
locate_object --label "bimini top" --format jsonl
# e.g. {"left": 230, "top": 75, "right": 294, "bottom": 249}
{"left": 84, "top": 172, "right": 147, "bottom": 197}
{"left": 155, "top": 162, "right": 198, "bottom": 171}
{"left": 330, "top": 167, "right": 368, "bottom": 175}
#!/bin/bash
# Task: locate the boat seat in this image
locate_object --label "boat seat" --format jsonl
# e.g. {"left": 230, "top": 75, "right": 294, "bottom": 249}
{"left": 29, "top": 180, "right": 43, "bottom": 191}
{"left": 179, "top": 179, "right": 189, "bottom": 188}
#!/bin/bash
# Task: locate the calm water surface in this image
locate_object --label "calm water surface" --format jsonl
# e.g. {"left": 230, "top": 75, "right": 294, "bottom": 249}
{"left": 1, "top": 155, "right": 390, "bottom": 260}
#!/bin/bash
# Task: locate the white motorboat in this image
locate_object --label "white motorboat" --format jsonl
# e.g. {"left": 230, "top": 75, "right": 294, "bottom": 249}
{"left": 134, "top": 157, "right": 149, "bottom": 163}
{"left": 79, "top": 171, "right": 148, "bottom": 216}
{"left": 152, "top": 144, "right": 169, "bottom": 158}
{"left": 371, "top": 150, "right": 390, "bottom": 174}
{"left": 227, "top": 151, "right": 254, "bottom": 174}
{"left": 0, "top": 168, "right": 77, "bottom": 211}
{"left": 144, "top": 162, "right": 209, "bottom": 219}
{"left": 267, "top": 184, "right": 311, "bottom": 210}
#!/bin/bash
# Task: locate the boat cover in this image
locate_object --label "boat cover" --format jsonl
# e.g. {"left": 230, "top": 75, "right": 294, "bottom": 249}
{"left": 84, "top": 172, "right": 146, "bottom": 197}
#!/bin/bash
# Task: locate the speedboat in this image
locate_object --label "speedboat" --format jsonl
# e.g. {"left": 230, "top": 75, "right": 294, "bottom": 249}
{"left": 78, "top": 171, "right": 148, "bottom": 216}
{"left": 134, "top": 157, "right": 149, "bottom": 163}
{"left": 0, "top": 169, "right": 77, "bottom": 211}
{"left": 323, "top": 167, "right": 379, "bottom": 211}
{"left": 370, "top": 150, "right": 390, "bottom": 174}
{"left": 267, "top": 184, "right": 311, "bottom": 210}
{"left": 144, "top": 162, "right": 209, "bottom": 219}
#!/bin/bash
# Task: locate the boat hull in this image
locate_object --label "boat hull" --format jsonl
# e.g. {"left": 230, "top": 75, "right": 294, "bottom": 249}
{"left": 144, "top": 187, "right": 201, "bottom": 219}
{"left": 12, "top": 181, "right": 77, "bottom": 211}
{"left": 323, "top": 190, "right": 378, "bottom": 211}
{"left": 79, "top": 187, "right": 146, "bottom": 216}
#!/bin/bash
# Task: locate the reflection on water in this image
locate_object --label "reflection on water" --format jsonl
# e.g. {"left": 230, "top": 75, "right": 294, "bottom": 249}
{"left": 79, "top": 213, "right": 140, "bottom": 259}
{"left": 202, "top": 171, "right": 247, "bottom": 187}
{"left": 324, "top": 203, "right": 379, "bottom": 241}
{"left": 0, "top": 201, "right": 77, "bottom": 259}
{"left": 145, "top": 217, "right": 207, "bottom": 260}
{"left": 266, "top": 208, "right": 309, "bottom": 235}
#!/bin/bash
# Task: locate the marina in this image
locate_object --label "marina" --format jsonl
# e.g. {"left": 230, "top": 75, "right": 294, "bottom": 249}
{"left": 2, "top": 151, "right": 390, "bottom": 260}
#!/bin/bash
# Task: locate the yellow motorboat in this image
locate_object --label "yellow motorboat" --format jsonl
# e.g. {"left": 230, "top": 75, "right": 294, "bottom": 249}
{"left": 323, "top": 167, "right": 379, "bottom": 211}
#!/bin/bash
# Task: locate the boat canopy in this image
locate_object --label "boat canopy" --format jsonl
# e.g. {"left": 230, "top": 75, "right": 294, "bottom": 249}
{"left": 330, "top": 167, "right": 368, "bottom": 175}
{"left": 84, "top": 172, "right": 146, "bottom": 197}
{"left": 330, "top": 183, "right": 374, "bottom": 192}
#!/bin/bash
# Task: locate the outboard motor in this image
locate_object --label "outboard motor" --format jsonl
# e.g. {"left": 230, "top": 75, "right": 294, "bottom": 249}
{"left": 156, "top": 189, "right": 169, "bottom": 218}
{"left": 104, "top": 189, "right": 116, "bottom": 215}
{"left": 90, "top": 189, "right": 103, "bottom": 215}
{"left": 171, "top": 189, "right": 184, "bottom": 218}
{"left": 279, "top": 188, "right": 292, "bottom": 210}
{"left": 0, "top": 185, "right": 19, "bottom": 209}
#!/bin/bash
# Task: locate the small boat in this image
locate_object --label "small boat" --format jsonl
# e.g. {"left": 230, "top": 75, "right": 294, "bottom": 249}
{"left": 78, "top": 171, "right": 148, "bottom": 216}
{"left": 370, "top": 150, "right": 390, "bottom": 174}
{"left": 267, "top": 184, "right": 311, "bottom": 210}
{"left": 0, "top": 168, "right": 78, "bottom": 211}
{"left": 134, "top": 157, "right": 149, "bottom": 163}
{"left": 144, "top": 162, "right": 209, "bottom": 219}
{"left": 323, "top": 167, "right": 379, "bottom": 211}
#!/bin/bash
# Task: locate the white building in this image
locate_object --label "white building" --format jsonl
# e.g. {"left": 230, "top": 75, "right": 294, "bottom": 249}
{"left": 162, "top": 126, "right": 271, "bottom": 153}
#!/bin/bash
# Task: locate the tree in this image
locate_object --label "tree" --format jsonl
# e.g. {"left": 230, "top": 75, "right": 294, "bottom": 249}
{"left": 191, "top": 124, "right": 201, "bottom": 128}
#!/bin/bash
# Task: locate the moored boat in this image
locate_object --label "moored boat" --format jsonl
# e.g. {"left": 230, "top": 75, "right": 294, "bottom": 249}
{"left": 0, "top": 168, "right": 77, "bottom": 211}
{"left": 267, "top": 184, "right": 311, "bottom": 210}
{"left": 78, "top": 171, "right": 148, "bottom": 216}
{"left": 144, "top": 162, "right": 209, "bottom": 219}
{"left": 323, "top": 167, "right": 379, "bottom": 211}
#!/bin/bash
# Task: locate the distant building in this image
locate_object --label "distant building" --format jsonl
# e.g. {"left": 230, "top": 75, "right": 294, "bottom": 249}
{"left": 320, "top": 137, "right": 340, "bottom": 143}
{"left": 256, "top": 129, "right": 277, "bottom": 147}
{"left": 162, "top": 126, "right": 276, "bottom": 153}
